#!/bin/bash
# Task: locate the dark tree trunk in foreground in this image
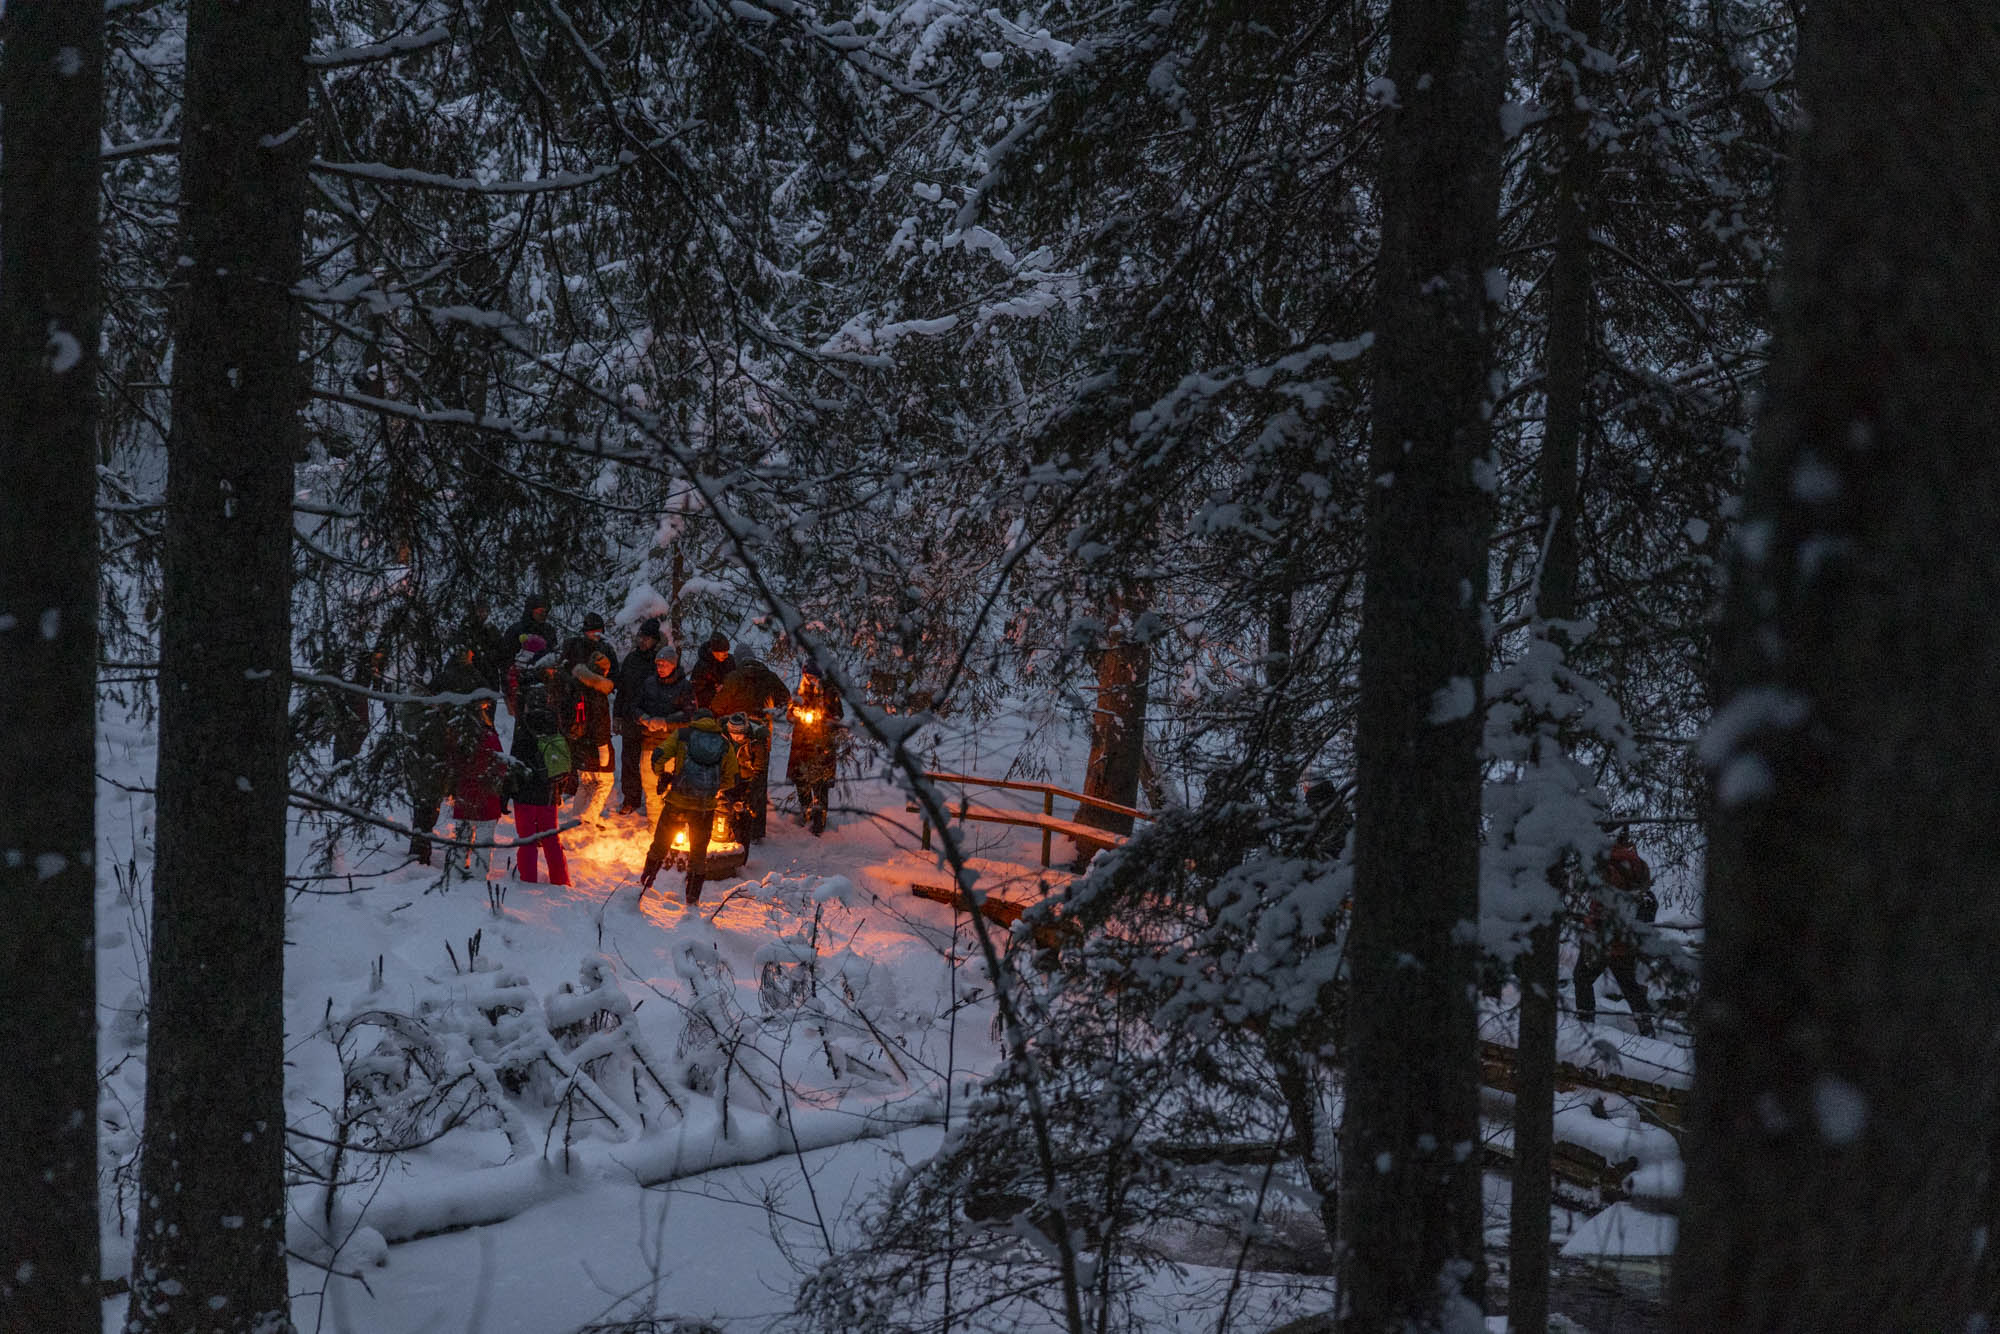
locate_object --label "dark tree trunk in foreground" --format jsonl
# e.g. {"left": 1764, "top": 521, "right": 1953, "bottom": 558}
{"left": 128, "top": 1, "right": 310, "bottom": 1329}
{"left": 1673, "top": 9, "right": 2000, "bottom": 1331}
{"left": 1509, "top": 4, "right": 1599, "bottom": 1329}
{"left": 0, "top": 3, "right": 106, "bottom": 1329}
{"left": 1338, "top": 0, "right": 1505, "bottom": 1326}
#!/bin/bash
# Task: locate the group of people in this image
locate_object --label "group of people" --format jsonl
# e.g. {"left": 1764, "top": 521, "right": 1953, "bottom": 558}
{"left": 401, "top": 595, "right": 846, "bottom": 906}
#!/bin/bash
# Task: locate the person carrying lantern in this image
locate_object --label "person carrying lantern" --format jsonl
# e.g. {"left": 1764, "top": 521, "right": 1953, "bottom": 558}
{"left": 785, "top": 658, "right": 844, "bottom": 836}
{"left": 711, "top": 656, "right": 790, "bottom": 841}
{"left": 642, "top": 709, "right": 739, "bottom": 906}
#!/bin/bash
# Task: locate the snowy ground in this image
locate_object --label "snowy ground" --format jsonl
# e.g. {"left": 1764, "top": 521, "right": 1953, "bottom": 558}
{"left": 93, "top": 702, "right": 1351, "bottom": 1331}
{"left": 93, "top": 699, "right": 1678, "bottom": 1332}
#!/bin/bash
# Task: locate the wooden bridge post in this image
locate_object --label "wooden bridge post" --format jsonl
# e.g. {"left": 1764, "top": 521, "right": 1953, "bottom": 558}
{"left": 1041, "top": 791, "right": 1054, "bottom": 868}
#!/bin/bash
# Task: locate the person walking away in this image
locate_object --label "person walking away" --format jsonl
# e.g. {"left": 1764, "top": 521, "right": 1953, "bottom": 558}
{"left": 1572, "top": 826, "right": 1659, "bottom": 1036}
{"left": 691, "top": 631, "right": 735, "bottom": 712}
{"left": 446, "top": 700, "right": 508, "bottom": 887}
{"left": 786, "top": 659, "right": 844, "bottom": 836}
{"left": 614, "top": 618, "right": 663, "bottom": 815}
{"left": 508, "top": 678, "right": 572, "bottom": 886}
{"left": 564, "top": 641, "right": 617, "bottom": 827}
{"left": 712, "top": 657, "right": 790, "bottom": 841}
{"left": 642, "top": 709, "right": 739, "bottom": 906}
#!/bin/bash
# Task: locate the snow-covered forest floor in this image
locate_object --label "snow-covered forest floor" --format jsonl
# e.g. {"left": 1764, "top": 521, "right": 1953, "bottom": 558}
{"left": 92, "top": 695, "right": 1683, "bottom": 1332}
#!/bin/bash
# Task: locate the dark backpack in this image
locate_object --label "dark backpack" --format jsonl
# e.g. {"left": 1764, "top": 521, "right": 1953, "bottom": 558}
{"left": 676, "top": 726, "right": 728, "bottom": 801}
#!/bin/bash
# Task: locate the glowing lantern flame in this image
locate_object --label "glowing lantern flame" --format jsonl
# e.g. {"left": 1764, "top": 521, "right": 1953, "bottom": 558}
{"left": 794, "top": 709, "right": 819, "bottom": 726}
{"left": 666, "top": 812, "right": 735, "bottom": 854}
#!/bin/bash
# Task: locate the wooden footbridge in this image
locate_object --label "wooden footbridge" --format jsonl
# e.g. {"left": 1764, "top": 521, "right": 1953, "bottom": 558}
{"left": 903, "top": 766, "right": 1689, "bottom": 1204}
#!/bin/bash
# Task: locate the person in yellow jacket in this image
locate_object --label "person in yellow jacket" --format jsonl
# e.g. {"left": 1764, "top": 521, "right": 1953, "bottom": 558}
{"left": 640, "top": 710, "right": 739, "bottom": 906}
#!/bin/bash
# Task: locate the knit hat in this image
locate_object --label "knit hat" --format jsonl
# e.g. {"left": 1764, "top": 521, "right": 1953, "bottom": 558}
{"left": 582, "top": 611, "right": 606, "bottom": 633}
{"left": 639, "top": 618, "right": 662, "bottom": 640}
{"left": 518, "top": 633, "right": 547, "bottom": 656}
{"left": 705, "top": 631, "right": 730, "bottom": 655}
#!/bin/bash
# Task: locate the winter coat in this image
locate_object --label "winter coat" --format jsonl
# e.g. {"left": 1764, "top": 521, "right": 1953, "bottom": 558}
{"left": 400, "top": 659, "right": 483, "bottom": 800}
{"left": 1587, "top": 840, "right": 1657, "bottom": 959}
{"left": 504, "top": 612, "right": 559, "bottom": 658}
{"left": 710, "top": 659, "right": 790, "bottom": 722}
{"left": 724, "top": 713, "right": 773, "bottom": 780}
{"left": 509, "top": 706, "right": 561, "bottom": 807}
{"left": 460, "top": 616, "right": 512, "bottom": 692}
{"left": 614, "top": 642, "right": 659, "bottom": 722}
{"left": 785, "top": 675, "right": 844, "bottom": 784}
{"left": 449, "top": 722, "right": 507, "bottom": 822}
{"left": 630, "top": 660, "right": 694, "bottom": 723}
{"left": 651, "top": 716, "right": 740, "bottom": 812}
{"left": 565, "top": 650, "right": 616, "bottom": 766}
{"left": 691, "top": 650, "right": 736, "bottom": 712}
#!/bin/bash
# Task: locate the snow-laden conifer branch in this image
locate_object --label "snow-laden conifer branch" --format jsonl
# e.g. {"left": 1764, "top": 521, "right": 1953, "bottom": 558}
{"left": 304, "top": 23, "right": 452, "bottom": 71}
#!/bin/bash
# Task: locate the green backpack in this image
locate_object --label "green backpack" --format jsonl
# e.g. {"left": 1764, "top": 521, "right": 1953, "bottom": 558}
{"left": 537, "top": 732, "right": 572, "bottom": 779}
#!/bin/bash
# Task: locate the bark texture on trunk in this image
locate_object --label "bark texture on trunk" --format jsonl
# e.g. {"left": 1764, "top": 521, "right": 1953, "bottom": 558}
{"left": 1337, "top": 0, "right": 1506, "bottom": 1326}
{"left": 0, "top": 2, "right": 106, "bottom": 1328}
{"left": 128, "top": 1, "right": 310, "bottom": 1329}
{"left": 1078, "top": 609, "right": 1150, "bottom": 838}
{"left": 1672, "top": 9, "right": 2000, "bottom": 1331}
{"left": 1509, "top": 4, "right": 1599, "bottom": 1329}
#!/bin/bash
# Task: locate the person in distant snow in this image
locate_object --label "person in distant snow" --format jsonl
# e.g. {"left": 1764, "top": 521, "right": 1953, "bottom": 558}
{"left": 1572, "top": 826, "right": 1658, "bottom": 1037}
{"left": 690, "top": 631, "right": 735, "bottom": 712}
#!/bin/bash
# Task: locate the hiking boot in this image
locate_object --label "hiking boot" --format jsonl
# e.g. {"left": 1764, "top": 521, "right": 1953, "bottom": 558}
{"left": 640, "top": 856, "right": 660, "bottom": 890}
{"left": 809, "top": 807, "right": 826, "bottom": 836}
{"left": 684, "top": 875, "right": 704, "bottom": 907}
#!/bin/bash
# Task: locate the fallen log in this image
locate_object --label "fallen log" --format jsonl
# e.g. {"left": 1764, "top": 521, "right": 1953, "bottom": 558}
{"left": 1478, "top": 1038, "right": 1687, "bottom": 1130}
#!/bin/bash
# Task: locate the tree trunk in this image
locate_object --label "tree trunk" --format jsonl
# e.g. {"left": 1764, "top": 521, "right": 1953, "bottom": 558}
{"left": 1077, "top": 603, "right": 1150, "bottom": 839}
{"left": 128, "top": 1, "right": 310, "bottom": 1329}
{"left": 1509, "top": 4, "right": 1598, "bottom": 1329}
{"left": 1672, "top": 9, "right": 2000, "bottom": 1331}
{"left": 0, "top": 3, "right": 106, "bottom": 1328}
{"left": 1338, "top": 0, "right": 1506, "bottom": 1326}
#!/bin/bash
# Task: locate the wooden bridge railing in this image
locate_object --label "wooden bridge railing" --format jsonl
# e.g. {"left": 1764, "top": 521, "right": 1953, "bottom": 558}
{"left": 912, "top": 769, "right": 1153, "bottom": 868}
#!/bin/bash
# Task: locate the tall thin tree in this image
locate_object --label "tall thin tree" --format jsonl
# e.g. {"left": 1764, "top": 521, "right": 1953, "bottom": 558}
{"left": 1338, "top": 0, "right": 1507, "bottom": 1326}
{"left": 0, "top": 1, "right": 107, "bottom": 1328}
{"left": 127, "top": 0, "right": 310, "bottom": 1328}
{"left": 1673, "top": 8, "right": 2000, "bottom": 1330}
{"left": 1507, "top": 3, "right": 1601, "bottom": 1329}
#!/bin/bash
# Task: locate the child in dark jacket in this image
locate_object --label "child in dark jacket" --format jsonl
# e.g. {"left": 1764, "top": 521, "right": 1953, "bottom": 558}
{"left": 446, "top": 701, "right": 508, "bottom": 887}
{"left": 509, "top": 685, "right": 571, "bottom": 886}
